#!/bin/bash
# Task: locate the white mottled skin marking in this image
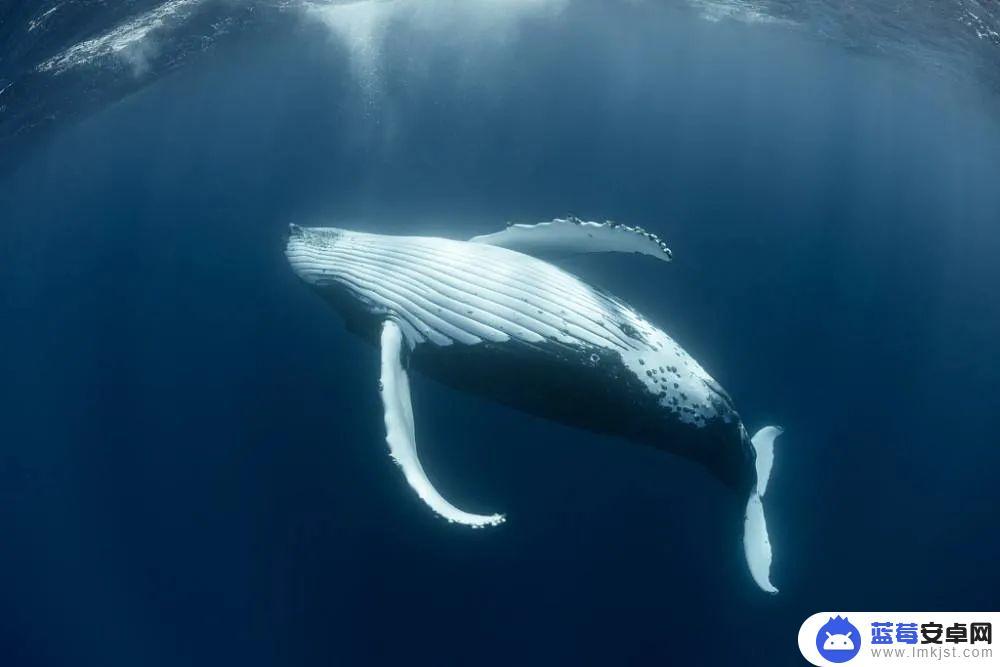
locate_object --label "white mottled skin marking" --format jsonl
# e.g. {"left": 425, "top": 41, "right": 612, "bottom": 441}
{"left": 616, "top": 308, "right": 730, "bottom": 427}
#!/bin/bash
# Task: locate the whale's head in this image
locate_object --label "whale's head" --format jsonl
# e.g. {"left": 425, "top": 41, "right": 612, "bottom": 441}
{"left": 285, "top": 224, "right": 388, "bottom": 338}
{"left": 285, "top": 224, "right": 347, "bottom": 286}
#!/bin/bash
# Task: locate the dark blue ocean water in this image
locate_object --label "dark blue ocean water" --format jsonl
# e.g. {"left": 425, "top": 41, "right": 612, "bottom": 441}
{"left": 2, "top": 3, "right": 1000, "bottom": 665}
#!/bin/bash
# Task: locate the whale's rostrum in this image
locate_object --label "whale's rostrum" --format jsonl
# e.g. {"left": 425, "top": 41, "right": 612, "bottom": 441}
{"left": 285, "top": 218, "right": 782, "bottom": 593}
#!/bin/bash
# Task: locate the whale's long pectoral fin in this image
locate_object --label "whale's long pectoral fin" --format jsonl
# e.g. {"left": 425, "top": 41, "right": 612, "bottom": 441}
{"left": 469, "top": 217, "right": 672, "bottom": 263}
{"left": 379, "top": 320, "right": 505, "bottom": 528}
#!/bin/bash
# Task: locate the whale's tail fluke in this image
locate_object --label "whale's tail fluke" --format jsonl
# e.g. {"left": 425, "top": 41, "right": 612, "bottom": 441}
{"left": 743, "top": 425, "right": 782, "bottom": 594}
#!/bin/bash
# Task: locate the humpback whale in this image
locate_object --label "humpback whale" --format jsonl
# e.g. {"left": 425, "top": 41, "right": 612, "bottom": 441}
{"left": 285, "top": 217, "right": 782, "bottom": 593}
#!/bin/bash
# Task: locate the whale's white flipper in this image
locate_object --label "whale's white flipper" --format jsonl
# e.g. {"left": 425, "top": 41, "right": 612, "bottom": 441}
{"left": 379, "top": 319, "right": 505, "bottom": 528}
{"left": 743, "top": 425, "right": 782, "bottom": 594}
{"left": 469, "top": 217, "right": 672, "bottom": 263}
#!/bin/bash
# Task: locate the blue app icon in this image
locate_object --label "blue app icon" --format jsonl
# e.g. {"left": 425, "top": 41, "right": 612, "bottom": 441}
{"left": 816, "top": 616, "right": 862, "bottom": 663}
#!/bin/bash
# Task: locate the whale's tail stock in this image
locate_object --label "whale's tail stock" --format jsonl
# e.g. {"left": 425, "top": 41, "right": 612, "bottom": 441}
{"left": 743, "top": 425, "right": 782, "bottom": 594}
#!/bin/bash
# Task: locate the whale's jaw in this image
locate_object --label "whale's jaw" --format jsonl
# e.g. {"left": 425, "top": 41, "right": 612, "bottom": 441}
{"left": 285, "top": 223, "right": 346, "bottom": 287}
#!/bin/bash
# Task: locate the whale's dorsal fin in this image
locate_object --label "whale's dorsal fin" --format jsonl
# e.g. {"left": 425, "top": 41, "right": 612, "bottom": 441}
{"left": 468, "top": 217, "right": 672, "bottom": 263}
{"left": 379, "top": 319, "right": 505, "bottom": 528}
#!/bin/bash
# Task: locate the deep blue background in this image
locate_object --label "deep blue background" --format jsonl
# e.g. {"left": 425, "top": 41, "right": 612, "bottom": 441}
{"left": 2, "top": 4, "right": 999, "bottom": 665}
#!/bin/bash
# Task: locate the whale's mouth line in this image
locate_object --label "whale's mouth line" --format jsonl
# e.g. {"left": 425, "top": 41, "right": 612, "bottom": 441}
{"left": 285, "top": 225, "right": 347, "bottom": 274}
